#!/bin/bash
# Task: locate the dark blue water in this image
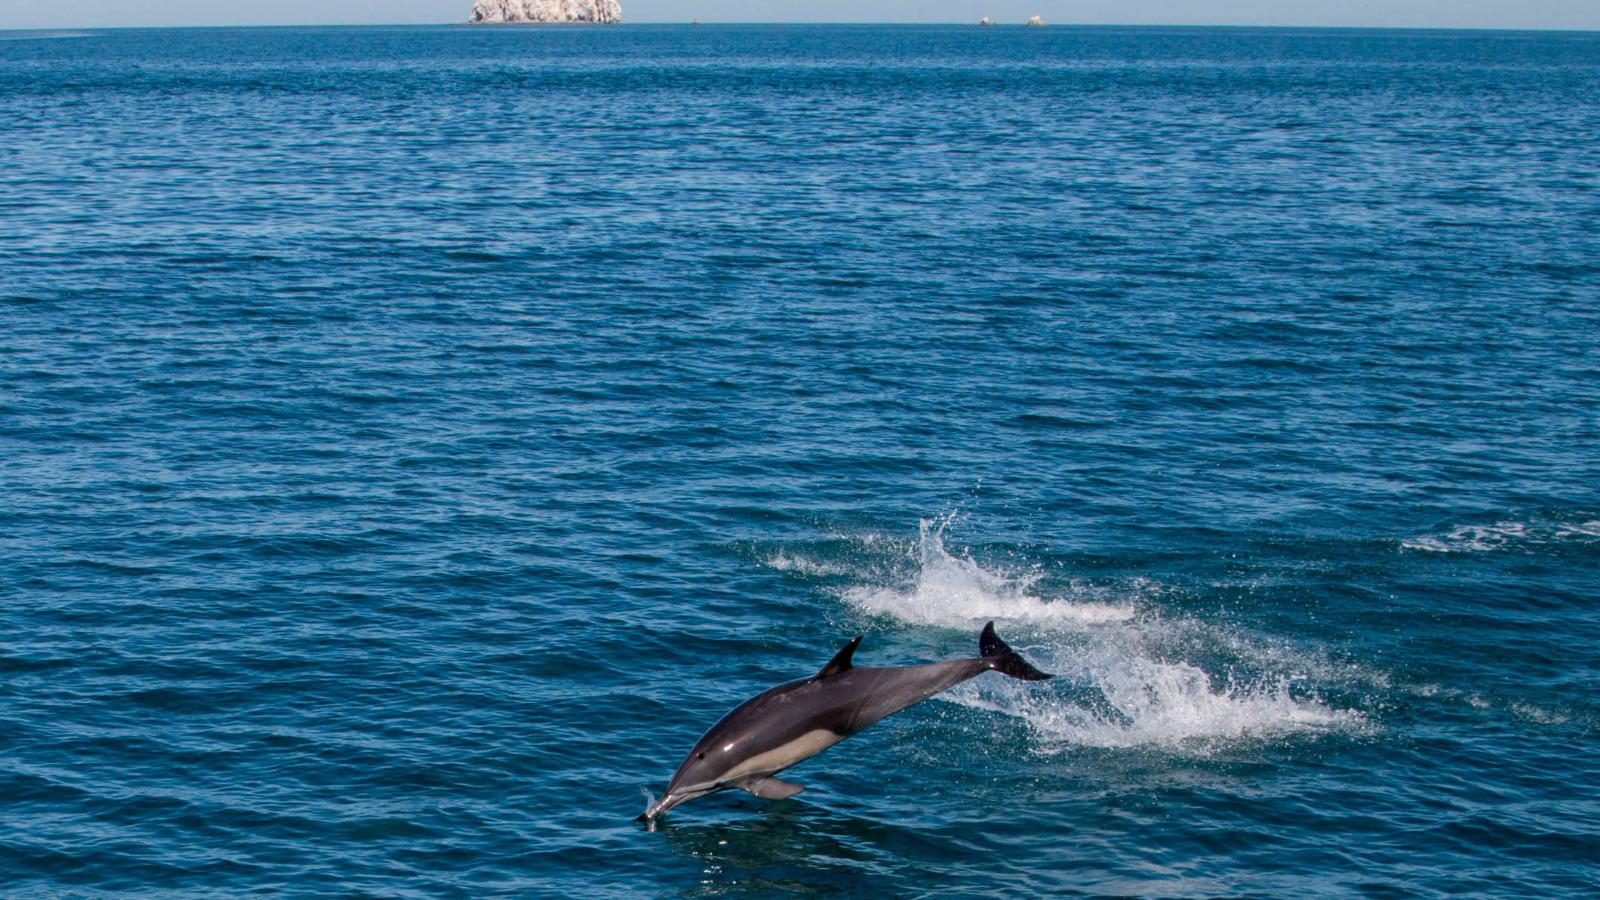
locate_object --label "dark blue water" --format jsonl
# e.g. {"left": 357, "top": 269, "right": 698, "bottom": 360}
{"left": 3, "top": 23, "right": 1598, "bottom": 896}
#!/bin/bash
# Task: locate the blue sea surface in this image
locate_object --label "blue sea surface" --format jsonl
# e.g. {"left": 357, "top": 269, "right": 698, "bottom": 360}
{"left": 2, "top": 23, "right": 1598, "bottom": 896}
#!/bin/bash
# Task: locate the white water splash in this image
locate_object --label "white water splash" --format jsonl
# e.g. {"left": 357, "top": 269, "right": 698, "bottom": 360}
{"left": 842, "top": 520, "right": 1134, "bottom": 628}
{"left": 638, "top": 786, "right": 660, "bottom": 826}
{"left": 955, "top": 660, "right": 1360, "bottom": 752}
{"left": 842, "top": 520, "right": 1361, "bottom": 753}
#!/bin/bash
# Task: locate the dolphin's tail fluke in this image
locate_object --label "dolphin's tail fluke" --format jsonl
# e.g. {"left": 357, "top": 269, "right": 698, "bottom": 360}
{"left": 979, "top": 621, "right": 1053, "bottom": 681}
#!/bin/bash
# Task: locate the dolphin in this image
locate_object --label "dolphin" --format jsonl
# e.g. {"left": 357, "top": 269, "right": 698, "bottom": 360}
{"left": 638, "top": 621, "right": 1052, "bottom": 822}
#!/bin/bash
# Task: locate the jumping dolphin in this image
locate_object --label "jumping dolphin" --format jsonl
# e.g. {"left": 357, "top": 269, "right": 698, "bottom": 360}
{"left": 638, "top": 621, "right": 1052, "bottom": 822}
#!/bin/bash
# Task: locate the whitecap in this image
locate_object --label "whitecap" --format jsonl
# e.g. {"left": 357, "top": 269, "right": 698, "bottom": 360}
{"left": 0, "top": 30, "right": 97, "bottom": 40}
{"left": 1554, "top": 520, "right": 1600, "bottom": 540}
{"left": 1402, "top": 521, "right": 1528, "bottom": 553}
{"left": 1509, "top": 702, "right": 1571, "bottom": 726}
{"left": 763, "top": 551, "right": 852, "bottom": 578}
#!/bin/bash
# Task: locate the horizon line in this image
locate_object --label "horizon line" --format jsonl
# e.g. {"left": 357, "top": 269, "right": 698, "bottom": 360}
{"left": 4, "top": 21, "right": 1600, "bottom": 34}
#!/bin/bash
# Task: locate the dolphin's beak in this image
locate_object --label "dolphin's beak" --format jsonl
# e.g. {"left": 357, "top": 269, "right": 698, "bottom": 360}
{"left": 637, "top": 783, "right": 718, "bottom": 824}
{"left": 638, "top": 789, "right": 688, "bottom": 822}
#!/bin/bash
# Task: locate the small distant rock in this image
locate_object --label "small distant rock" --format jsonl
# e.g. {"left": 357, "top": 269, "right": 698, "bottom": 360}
{"left": 1026, "top": 15, "right": 1045, "bottom": 26}
{"left": 468, "top": 0, "right": 623, "bottom": 24}
{"left": 979, "top": 16, "right": 996, "bottom": 26}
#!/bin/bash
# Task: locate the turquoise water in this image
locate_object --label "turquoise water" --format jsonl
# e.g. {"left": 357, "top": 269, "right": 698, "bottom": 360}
{"left": 2, "top": 23, "right": 1598, "bottom": 896}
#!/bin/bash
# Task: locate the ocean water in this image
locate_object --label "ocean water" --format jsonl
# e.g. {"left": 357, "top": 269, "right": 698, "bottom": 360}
{"left": 2, "top": 22, "right": 1598, "bottom": 896}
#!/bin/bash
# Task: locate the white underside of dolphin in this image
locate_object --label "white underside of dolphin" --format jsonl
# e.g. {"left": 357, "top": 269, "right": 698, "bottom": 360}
{"left": 639, "top": 621, "right": 1052, "bottom": 822}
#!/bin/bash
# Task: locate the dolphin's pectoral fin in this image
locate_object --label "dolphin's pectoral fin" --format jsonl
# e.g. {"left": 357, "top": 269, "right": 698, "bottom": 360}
{"left": 743, "top": 777, "right": 806, "bottom": 800}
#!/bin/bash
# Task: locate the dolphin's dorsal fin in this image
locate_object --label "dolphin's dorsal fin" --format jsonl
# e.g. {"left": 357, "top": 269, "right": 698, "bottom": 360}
{"left": 818, "top": 635, "right": 862, "bottom": 679}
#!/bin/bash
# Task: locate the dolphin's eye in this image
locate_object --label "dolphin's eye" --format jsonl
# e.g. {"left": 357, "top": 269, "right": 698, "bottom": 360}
{"left": 696, "top": 752, "right": 705, "bottom": 759}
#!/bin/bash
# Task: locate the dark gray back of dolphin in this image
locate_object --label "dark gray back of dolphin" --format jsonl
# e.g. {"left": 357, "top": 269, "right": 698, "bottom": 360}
{"left": 638, "top": 621, "right": 1052, "bottom": 822}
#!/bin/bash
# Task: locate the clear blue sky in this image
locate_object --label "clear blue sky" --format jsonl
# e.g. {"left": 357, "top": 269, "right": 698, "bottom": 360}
{"left": 2, "top": 0, "right": 1597, "bottom": 30}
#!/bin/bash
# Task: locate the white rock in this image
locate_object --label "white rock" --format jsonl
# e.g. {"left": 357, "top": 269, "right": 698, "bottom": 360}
{"left": 468, "top": 0, "right": 623, "bottom": 24}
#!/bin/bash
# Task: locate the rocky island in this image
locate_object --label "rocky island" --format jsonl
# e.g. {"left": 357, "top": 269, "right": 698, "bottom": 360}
{"left": 468, "top": 0, "right": 622, "bottom": 24}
